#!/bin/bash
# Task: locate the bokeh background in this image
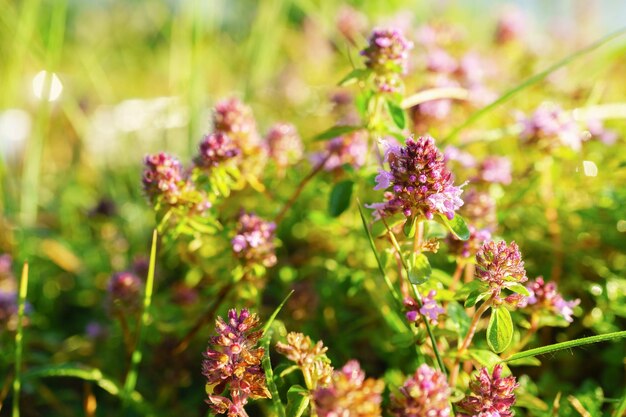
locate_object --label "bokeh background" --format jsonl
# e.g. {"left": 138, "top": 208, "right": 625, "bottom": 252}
{"left": 1, "top": 0, "right": 625, "bottom": 416}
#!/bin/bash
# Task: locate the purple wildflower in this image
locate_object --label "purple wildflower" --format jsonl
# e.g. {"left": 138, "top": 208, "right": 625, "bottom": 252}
{"left": 475, "top": 241, "right": 527, "bottom": 302}
{"left": 390, "top": 364, "right": 451, "bottom": 417}
{"left": 316, "top": 130, "right": 368, "bottom": 171}
{"left": 265, "top": 123, "right": 303, "bottom": 169}
{"left": 232, "top": 212, "right": 277, "bottom": 268}
{"left": 336, "top": 5, "right": 367, "bottom": 44}
{"left": 107, "top": 272, "right": 143, "bottom": 313}
{"left": 520, "top": 277, "right": 580, "bottom": 322}
{"left": 457, "top": 364, "right": 519, "bottom": 417}
{"left": 412, "top": 77, "right": 459, "bottom": 123}
{"left": 444, "top": 146, "right": 477, "bottom": 169}
{"left": 426, "top": 48, "right": 457, "bottom": 74}
{"left": 0, "top": 254, "right": 16, "bottom": 293}
{"left": 202, "top": 309, "right": 270, "bottom": 417}
{"left": 142, "top": 152, "right": 185, "bottom": 205}
{"left": 196, "top": 132, "right": 241, "bottom": 168}
{"left": 213, "top": 98, "right": 261, "bottom": 151}
{"left": 461, "top": 189, "right": 497, "bottom": 229}
{"left": 370, "top": 136, "right": 465, "bottom": 220}
{"left": 518, "top": 103, "right": 584, "bottom": 151}
{"left": 585, "top": 119, "right": 618, "bottom": 145}
{"left": 313, "top": 360, "right": 384, "bottom": 417}
{"left": 361, "top": 28, "right": 414, "bottom": 92}
{"left": 404, "top": 290, "right": 445, "bottom": 325}
{"left": 476, "top": 156, "right": 512, "bottom": 185}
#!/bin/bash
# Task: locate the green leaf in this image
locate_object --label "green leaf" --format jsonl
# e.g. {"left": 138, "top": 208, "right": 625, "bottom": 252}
{"left": 261, "top": 333, "right": 286, "bottom": 417}
{"left": 262, "top": 290, "right": 295, "bottom": 335}
{"left": 437, "top": 214, "right": 470, "bottom": 241}
{"left": 408, "top": 253, "right": 431, "bottom": 284}
{"left": 464, "top": 289, "right": 489, "bottom": 308}
{"left": 328, "top": 180, "right": 354, "bottom": 217}
{"left": 403, "top": 216, "right": 417, "bottom": 238}
{"left": 508, "top": 356, "right": 541, "bottom": 367}
{"left": 286, "top": 385, "right": 310, "bottom": 417}
{"left": 506, "top": 283, "right": 530, "bottom": 296}
{"left": 447, "top": 301, "right": 470, "bottom": 337}
{"left": 469, "top": 349, "right": 508, "bottom": 373}
{"left": 313, "top": 125, "right": 362, "bottom": 141}
{"left": 503, "top": 330, "right": 626, "bottom": 363}
{"left": 338, "top": 68, "right": 369, "bottom": 86}
{"left": 487, "top": 306, "right": 514, "bottom": 353}
{"left": 386, "top": 99, "right": 406, "bottom": 129}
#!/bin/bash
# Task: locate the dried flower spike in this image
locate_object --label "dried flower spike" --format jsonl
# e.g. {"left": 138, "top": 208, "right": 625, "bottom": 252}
{"left": 202, "top": 309, "right": 270, "bottom": 417}
{"left": 371, "top": 136, "right": 465, "bottom": 220}
{"left": 457, "top": 364, "right": 519, "bottom": 417}
{"left": 313, "top": 360, "right": 384, "bottom": 417}
{"left": 232, "top": 212, "right": 277, "bottom": 268}
{"left": 390, "top": 364, "right": 451, "bottom": 417}
{"left": 276, "top": 332, "right": 333, "bottom": 389}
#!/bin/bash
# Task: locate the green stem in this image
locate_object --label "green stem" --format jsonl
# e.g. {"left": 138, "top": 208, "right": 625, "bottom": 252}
{"left": 503, "top": 330, "right": 626, "bottom": 363}
{"left": 122, "top": 231, "right": 158, "bottom": 408}
{"left": 12, "top": 263, "right": 29, "bottom": 417}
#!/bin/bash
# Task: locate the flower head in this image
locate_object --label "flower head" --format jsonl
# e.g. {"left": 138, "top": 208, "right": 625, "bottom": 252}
{"left": 0, "top": 254, "right": 16, "bottom": 293}
{"left": 476, "top": 240, "right": 526, "bottom": 286}
{"left": 457, "top": 364, "right": 519, "bottom": 417}
{"left": 265, "top": 123, "right": 303, "bottom": 169}
{"left": 276, "top": 332, "right": 333, "bottom": 388}
{"left": 461, "top": 189, "right": 497, "bottom": 229}
{"left": 495, "top": 7, "right": 526, "bottom": 44}
{"left": 361, "top": 28, "right": 413, "bottom": 92}
{"left": 475, "top": 156, "right": 512, "bottom": 185}
{"left": 202, "top": 309, "right": 270, "bottom": 417}
{"left": 404, "top": 290, "right": 445, "bottom": 325}
{"left": 518, "top": 103, "right": 584, "bottom": 151}
{"left": 371, "top": 136, "right": 465, "bottom": 220}
{"left": 213, "top": 98, "right": 261, "bottom": 151}
{"left": 107, "top": 272, "right": 143, "bottom": 313}
{"left": 196, "top": 132, "right": 241, "bottom": 168}
{"left": 316, "top": 130, "right": 368, "bottom": 172}
{"left": 390, "top": 364, "right": 451, "bottom": 417}
{"left": 232, "top": 212, "right": 277, "bottom": 268}
{"left": 142, "top": 152, "right": 185, "bottom": 205}
{"left": 313, "top": 360, "right": 384, "bottom": 417}
{"left": 0, "top": 290, "right": 18, "bottom": 331}
{"left": 520, "top": 277, "right": 580, "bottom": 322}
{"left": 448, "top": 226, "right": 492, "bottom": 259}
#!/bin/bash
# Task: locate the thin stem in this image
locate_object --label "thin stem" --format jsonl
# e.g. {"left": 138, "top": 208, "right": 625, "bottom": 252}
{"left": 449, "top": 298, "right": 492, "bottom": 387}
{"left": 274, "top": 153, "right": 332, "bottom": 223}
{"left": 12, "top": 263, "right": 29, "bottom": 417}
{"left": 505, "top": 313, "right": 539, "bottom": 358}
{"left": 449, "top": 262, "right": 465, "bottom": 292}
{"left": 122, "top": 230, "right": 158, "bottom": 408}
{"left": 173, "top": 280, "right": 235, "bottom": 355}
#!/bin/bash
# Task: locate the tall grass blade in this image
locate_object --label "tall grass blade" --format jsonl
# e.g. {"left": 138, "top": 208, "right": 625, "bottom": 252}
{"left": 503, "top": 330, "right": 626, "bottom": 363}
{"left": 445, "top": 27, "right": 626, "bottom": 141}
{"left": 122, "top": 230, "right": 158, "bottom": 406}
{"left": 12, "top": 263, "right": 29, "bottom": 417}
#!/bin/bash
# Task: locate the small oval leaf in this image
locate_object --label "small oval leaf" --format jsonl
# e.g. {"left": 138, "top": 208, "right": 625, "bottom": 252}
{"left": 313, "top": 125, "right": 362, "bottom": 141}
{"left": 328, "top": 180, "right": 354, "bottom": 217}
{"left": 403, "top": 216, "right": 417, "bottom": 238}
{"left": 408, "top": 253, "right": 432, "bottom": 284}
{"left": 438, "top": 214, "right": 470, "bottom": 241}
{"left": 386, "top": 99, "right": 406, "bottom": 129}
{"left": 487, "top": 306, "right": 514, "bottom": 353}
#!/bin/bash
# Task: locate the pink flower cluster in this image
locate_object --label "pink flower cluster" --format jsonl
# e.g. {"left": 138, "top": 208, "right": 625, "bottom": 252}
{"left": 457, "top": 364, "right": 519, "bottom": 417}
{"left": 313, "top": 360, "right": 384, "bottom": 417}
{"left": 196, "top": 132, "right": 241, "bottom": 168}
{"left": 520, "top": 276, "right": 580, "bottom": 322}
{"left": 231, "top": 212, "right": 277, "bottom": 268}
{"left": 371, "top": 136, "right": 465, "bottom": 220}
{"left": 142, "top": 152, "right": 185, "bottom": 205}
{"left": 361, "top": 28, "right": 413, "bottom": 92}
{"left": 475, "top": 240, "right": 527, "bottom": 304}
{"left": 265, "top": 123, "right": 303, "bottom": 169}
{"left": 213, "top": 98, "right": 261, "bottom": 151}
{"left": 107, "top": 271, "right": 143, "bottom": 313}
{"left": 518, "top": 103, "right": 584, "bottom": 151}
{"left": 390, "top": 364, "right": 451, "bottom": 417}
{"left": 202, "top": 309, "right": 270, "bottom": 417}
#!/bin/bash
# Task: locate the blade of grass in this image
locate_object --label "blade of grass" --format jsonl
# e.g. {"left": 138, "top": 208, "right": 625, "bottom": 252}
{"left": 445, "top": 26, "right": 626, "bottom": 141}
{"left": 356, "top": 201, "right": 404, "bottom": 310}
{"left": 12, "top": 263, "right": 29, "bottom": 417}
{"left": 22, "top": 364, "right": 153, "bottom": 416}
{"left": 503, "top": 330, "right": 626, "bottom": 363}
{"left": 122, "top": 230, "right": 158, "bottom": 406}
{"left": 262, "top": 290, "right": 295, "bottom": 335}
{"left": 261, "top": 332, "right": 286, "bottom": 417}
{"left": 613, "top": 387, "right": 626, "bottom": 417}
